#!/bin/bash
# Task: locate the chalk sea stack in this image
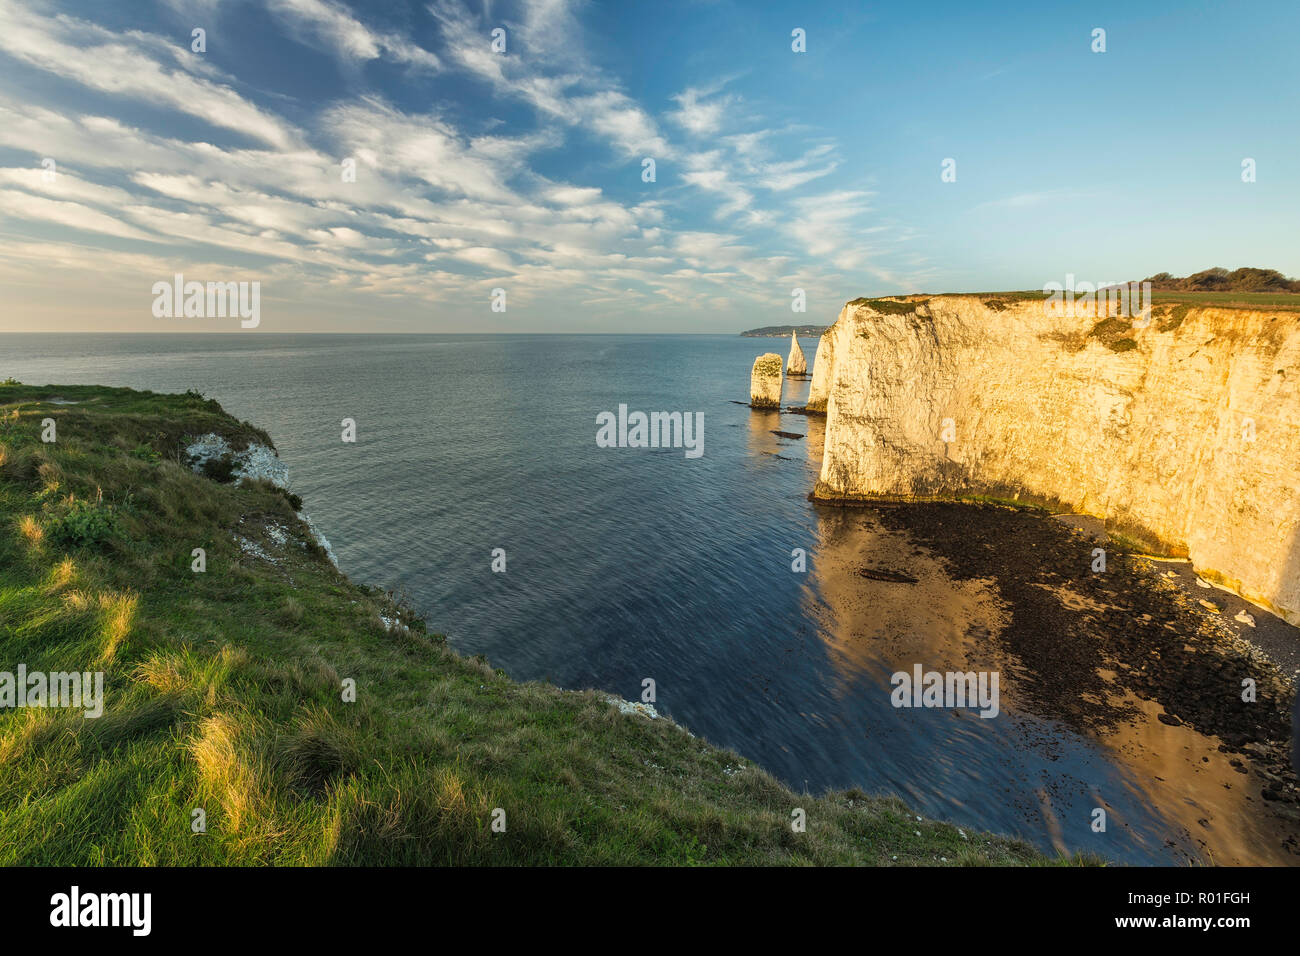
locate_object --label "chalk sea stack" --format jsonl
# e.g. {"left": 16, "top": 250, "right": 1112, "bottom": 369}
{"left": 805, "top": 329, "right": 834, "bottom": 412}
{"left": 750, "top": 353, "right": 783, "bottom": 408}
{"left": 786, "top": 330, "right": 808, "bottom": 375}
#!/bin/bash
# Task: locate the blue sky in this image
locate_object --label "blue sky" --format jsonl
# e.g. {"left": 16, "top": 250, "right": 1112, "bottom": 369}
{"left": 0, "top": 0, "right": 1296, "bottom": 332}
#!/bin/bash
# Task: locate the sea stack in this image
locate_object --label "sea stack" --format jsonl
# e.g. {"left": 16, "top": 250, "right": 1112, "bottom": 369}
{"left": 804, "top": 326, "right": 836, "bottom": 412}
{"left": 750, "top": 353, "right": 783, "bottom": 408}
{"left": 787, "top": 331, "right": 808, "bottom": 375}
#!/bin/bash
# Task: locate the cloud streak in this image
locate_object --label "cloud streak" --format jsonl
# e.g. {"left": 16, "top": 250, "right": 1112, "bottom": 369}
{"left": 0, "top": 0, "right": 924, "bottom": 330}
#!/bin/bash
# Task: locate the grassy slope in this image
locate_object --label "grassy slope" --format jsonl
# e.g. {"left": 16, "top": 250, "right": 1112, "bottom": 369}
{"left": 0, "top": 382, "right": 1058, "bottom": 866}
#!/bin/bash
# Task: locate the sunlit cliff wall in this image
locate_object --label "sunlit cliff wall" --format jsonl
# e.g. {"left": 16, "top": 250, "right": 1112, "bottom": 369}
{"left": 812, "top": 295, "right": 1300, "bottom": 624}
{"left": 805, "top": 329, "right": 835, "bottom": 412}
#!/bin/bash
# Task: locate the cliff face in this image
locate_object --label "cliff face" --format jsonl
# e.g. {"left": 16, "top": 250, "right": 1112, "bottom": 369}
{"left": 812, "top": 295, "right": 1300, "bottom": 624}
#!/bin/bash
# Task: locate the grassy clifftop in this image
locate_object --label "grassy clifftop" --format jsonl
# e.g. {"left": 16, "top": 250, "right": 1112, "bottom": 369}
{"left": 0, "top": 382, "right": 1051, "bottom": 865}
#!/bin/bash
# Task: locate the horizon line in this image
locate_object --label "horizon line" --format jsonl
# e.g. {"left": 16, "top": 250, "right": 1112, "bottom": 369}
{"left": 0, "top": 329, "right": 804, "bottom": 336}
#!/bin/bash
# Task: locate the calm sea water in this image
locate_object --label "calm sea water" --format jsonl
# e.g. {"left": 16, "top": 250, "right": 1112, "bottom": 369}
{"left": 2, "top": 333, "right": 1287, "bottom": 865}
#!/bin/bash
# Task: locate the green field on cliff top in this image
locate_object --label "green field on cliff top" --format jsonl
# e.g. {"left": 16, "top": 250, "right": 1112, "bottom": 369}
{"left": 983, "top": 290, "right": 1300, "bottom": 310}
{"left": 840, "top": 290, "right": 1300, "bottom": 310}
{"left": 0, "top": 381, "right": 1075, "bottom": 865}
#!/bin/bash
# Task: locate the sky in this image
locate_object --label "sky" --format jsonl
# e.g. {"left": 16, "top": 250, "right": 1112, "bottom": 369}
{"left": 0, "top": 0, "right": 1297, "bottom": 333}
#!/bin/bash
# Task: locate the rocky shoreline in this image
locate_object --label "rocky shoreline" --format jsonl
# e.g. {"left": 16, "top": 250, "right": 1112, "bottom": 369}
{"left": 820, "top": 498, "right": 1300, "bottom": 861}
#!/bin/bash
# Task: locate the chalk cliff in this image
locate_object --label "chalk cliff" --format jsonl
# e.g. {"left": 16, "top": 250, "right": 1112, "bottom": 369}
{"left": 750, "top": 353, "right": 783, "bottom": 408}
{"left": 805, "top": 329, "right": 835, "bottom": 412}
{"left": 787, "top": 331, "right": 808, "bottom": 375}
{"left": 812, "top": 295, "right": 1300, "bottom": 624}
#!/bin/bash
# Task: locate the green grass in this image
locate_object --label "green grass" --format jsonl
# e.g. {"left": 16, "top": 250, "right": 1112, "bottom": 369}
{"left": 849, "top": 296, "right": 931, "bottom": 314}
{"left": 855, "top": 290, "right": 1300, "bottom": 312}
{"left": 1147, "top": 290, "right": 1300, "bottom": 310}
{"left": 0, "top": 382, "right": 1066, "bottom": 866}
{"left": 1087, "top": 317, "right": 1140, "bottom": 352}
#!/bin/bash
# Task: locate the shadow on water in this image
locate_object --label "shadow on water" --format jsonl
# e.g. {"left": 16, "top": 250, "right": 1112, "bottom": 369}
{"left": 802, "top": 502, "right": 1300, "bottom": 864}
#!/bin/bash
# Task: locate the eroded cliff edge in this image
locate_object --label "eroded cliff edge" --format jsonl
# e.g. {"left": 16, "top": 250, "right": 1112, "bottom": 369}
{"left": 811, "top": 294, "right": 1300, "bottom": 625}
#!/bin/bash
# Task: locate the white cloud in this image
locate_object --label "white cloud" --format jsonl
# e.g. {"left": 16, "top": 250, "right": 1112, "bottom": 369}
{"left": 681, "top": 161, "right": 754, "bottom": 221}
{"left": 428, "top": 0, "right": 671, "bottom": 158}
{"left": 0, "top": 1, "right": 931, "bottom": 329}
{"left": 757, "top": 145, "right": 838, "bottom": 191}
{"left": 0, "top": 0, "right": 298, "bottom": 149}
{"left": 0, "top": 188, "right": 157, "bottom": 242}
{"left": 668, "top": 87, "right": 735, "bottom": 137}
{"left": 788, "top": 191, "right": 878, "bottom": 271}
{"left": 267, "top": 0, "right": 441, "bottom": 69}
{"left": 448, "top": 245, "right": 513, "bottom": 271}
{"left": 0, "top": 166, "right": 136, "bottom": 207}
{"left": 323, "top": 99, "right": 521, "bottom": 202}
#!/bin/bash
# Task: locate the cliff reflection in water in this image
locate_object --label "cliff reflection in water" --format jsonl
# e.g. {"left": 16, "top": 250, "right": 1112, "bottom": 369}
{"left": 801, "top": 500, "right": 1294, "bottom": 865}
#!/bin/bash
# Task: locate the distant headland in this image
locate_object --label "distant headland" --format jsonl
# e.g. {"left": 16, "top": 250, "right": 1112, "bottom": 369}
{"left": 739, "top": 325, "right": 829, "bottom": 337}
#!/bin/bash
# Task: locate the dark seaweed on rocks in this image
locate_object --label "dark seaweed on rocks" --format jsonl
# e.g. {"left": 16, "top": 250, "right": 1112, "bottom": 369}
{"left": 873, "top": 503, "right": 1294, "bottom": 761}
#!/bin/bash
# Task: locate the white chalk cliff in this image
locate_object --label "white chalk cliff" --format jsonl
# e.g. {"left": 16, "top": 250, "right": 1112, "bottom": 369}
{"left": 787, "top": 331, "right": 808, "bottom": 375}
{"left": 811, "top": 295, "right": 1300, "bottom": 625}
{"left": 750, "top": 353, "right": 784, "bottom": 408}
{"left": 805, "top": 329, "right": 835, "bottom": 412}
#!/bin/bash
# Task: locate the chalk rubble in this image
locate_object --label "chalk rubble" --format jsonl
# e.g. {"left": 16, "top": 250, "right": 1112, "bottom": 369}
{"left": 186, "top": 433, "right": 288, "bottom": 488}
{"left": 186, "top": 433, "right": 338, "bottom": 568}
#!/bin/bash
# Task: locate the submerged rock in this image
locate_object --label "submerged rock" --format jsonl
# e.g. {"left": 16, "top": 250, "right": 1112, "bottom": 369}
{"left": 787, "top": 330, "right": 808, "bottom": 375}
{"left": 750, "top": 353, "right": 783, "bottom": 408}
{"left": 857, "top": 567, "right": 919, "bottom": 584}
